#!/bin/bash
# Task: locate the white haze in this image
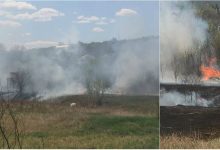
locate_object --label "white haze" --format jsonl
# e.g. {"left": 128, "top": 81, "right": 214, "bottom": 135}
{"left": 160, "top": 1, "right": 208, "bottom": 82}
{"left": 160, "top": 91, "right": 213, "bottom": 107}
{"left": 0, "top": 37, "right": 159, "bottom": 98}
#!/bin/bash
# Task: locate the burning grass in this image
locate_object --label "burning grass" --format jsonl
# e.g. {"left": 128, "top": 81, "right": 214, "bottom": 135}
{"left": 0, "top": 95, "right": 159, "bottom": 149}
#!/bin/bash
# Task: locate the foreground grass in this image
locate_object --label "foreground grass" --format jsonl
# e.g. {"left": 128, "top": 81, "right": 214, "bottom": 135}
{"left": 0, "top": 95, "right": 159, "bottom": 149}
{"left": 160, "top": 134, "right": 220, "bottom": 149}
{"left": 22, "top": 115, "right": 158, "bottom": 149}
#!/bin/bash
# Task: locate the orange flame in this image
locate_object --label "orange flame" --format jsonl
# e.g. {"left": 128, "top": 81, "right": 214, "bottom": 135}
{"left": 200, "top": 65, "right": 220, "bottom": 80}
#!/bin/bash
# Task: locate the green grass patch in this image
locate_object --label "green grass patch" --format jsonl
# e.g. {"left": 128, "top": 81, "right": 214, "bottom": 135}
{"left": 78, "top": 114, "right": 159, "bottom": 136}
{"left": 21, "top": 114, "right": 159, "bottom": 149}
{"left": 28, "top": 131, "right": 48, "bottom": 138}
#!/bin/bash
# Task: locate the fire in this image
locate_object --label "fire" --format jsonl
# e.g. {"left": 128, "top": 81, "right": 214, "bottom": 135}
{"left": 200, "top": 65, "right": 220, "bottom": 80}
{"left": 200, "top": 57, "right": 220, "bottom": 81}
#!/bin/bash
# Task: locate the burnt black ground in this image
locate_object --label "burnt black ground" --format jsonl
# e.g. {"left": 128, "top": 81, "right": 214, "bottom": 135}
{"left": 160, "top": 106, "right": 220, "bottom": 139}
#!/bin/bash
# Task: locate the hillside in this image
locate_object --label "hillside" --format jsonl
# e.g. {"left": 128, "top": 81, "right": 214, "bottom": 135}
{"left": 0, "top": 37, "right": 159, "bottom": 97}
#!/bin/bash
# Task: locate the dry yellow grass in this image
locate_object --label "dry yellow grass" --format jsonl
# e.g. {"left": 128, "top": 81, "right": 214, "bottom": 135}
{"left": 160, "top": 134, "right": 220, "bottom": 149}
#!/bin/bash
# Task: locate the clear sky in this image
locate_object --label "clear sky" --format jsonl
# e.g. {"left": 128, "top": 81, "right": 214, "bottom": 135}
{"left": 0, "top": 0, "right": 159, "bottom": 49}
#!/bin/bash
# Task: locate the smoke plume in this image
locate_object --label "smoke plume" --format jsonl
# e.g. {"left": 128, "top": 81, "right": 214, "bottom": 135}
{"left": 0, "top": 37, "right": 159, "bottom": 98}
{"left": 160, "top": 91, "right": 213, "bottom": 107}
{"left": 160, "top": 1, "right": 208, "bottom": 82}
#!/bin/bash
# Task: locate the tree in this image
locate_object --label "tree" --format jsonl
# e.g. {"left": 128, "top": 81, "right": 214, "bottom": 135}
{"left": 213, "top": 32, "right": 220, "bottom": 64}
{"left": 178, "top": 50, "right": 201, "bottom": 84}
{"left": 8, "top": 71, "right": 30, "bottom": 98}
{"left": 84, "top": 58, "right": 110, "bottom": 106}
{"left": 195, "top": 2, "right": 220, "bottom": 65}
{"left": 171, "top": 54, "right": 181, "bottom": 82}
{"left": 86, "top": 78, "right": 110, "bottom": 106}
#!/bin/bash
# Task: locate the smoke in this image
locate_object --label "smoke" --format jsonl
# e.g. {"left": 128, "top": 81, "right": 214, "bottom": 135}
{"left": 160, "top": 91, "right": 213, "bottom": 107}
{"left": 160, "top": 1, "right": 208, "bottom": 82}
{"left": 0, "top": 37, "right": 159, "bottom": 98}
{"left": 0, "top": 45, "right": 86, "bottom": 97}
{"left": 112, "top": 38, "right": 159, "bottom": 94}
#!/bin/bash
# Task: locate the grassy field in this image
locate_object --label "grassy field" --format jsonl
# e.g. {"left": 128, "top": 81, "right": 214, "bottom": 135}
{"left": 1, "top": 95, "right": 159, "bottom": 149}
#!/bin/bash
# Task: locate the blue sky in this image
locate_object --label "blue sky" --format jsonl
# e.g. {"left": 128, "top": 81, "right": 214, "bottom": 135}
{"left": 0, "top": 0, "right": 159, "bottom": 49}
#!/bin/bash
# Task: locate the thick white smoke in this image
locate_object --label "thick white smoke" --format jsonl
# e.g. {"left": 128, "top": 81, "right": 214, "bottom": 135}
{"left": 160, "top": 1, "right": 208, "bottom": 82}
{"left": 160, "top": 91, "right": 213, "bottom": 107}
{"left": 112, "top": 38, "right": 159, "bottom": 94}
{"left": 0, "top": 37, "right": 159, "bottom": 98}
{"left": 0, "top": 45, "right": 86, "bottom": 98}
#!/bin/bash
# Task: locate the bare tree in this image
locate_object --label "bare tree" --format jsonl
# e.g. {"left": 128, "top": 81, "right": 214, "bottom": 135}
{"left": 8, "top": 71, "right": 30, "bottom": 99}
{"left": 176, "top": 49, "right": 202, "bottom": 84}
{"left": 84, "top": 57, "right": 111, "bottom": 106}
{"left": 86, "top": 77, "right": 110, "bottom": 106}
{"left": 171, "top": 54, "right": 181, "bottom": 82}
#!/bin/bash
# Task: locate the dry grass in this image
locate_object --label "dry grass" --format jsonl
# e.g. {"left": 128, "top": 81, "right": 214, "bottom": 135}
{"left": 160, "top": 134, "right": 220, "bottom": 149}
{"left": 0, "top": 95, "right": 159, "bottom": 148}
